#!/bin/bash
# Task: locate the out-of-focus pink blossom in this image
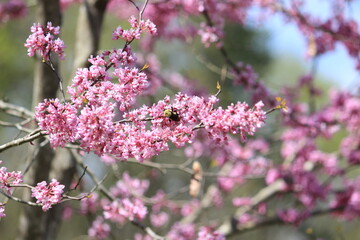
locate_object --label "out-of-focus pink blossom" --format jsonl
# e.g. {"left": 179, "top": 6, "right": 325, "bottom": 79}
{"left": 80, "top": 193, "right": 99, "bottom": 215}
{"left": 277, "top": 209, "right": 310, "bottom": 225}
{"left": 103, "top": 198, "right": 147, "bottom": 223}
{"left": 88, "top": 217, "right": 110, "bottom": 240}
{"left": 197, "top": 226, "right": 225, "bottom": 240}
{"left": 150, "top": 211, "right": 169, "bottom": 227}
{"left": 0, "top": 0, "right": 27, "bottom": 23}
{"left": 0, "top": 204, "right": 5, "bottom": 219}
{"left": 167, "top": 223, "right": 196, "bottom": 240}
{"left": 232, "top": 197, "right": 252, "bottom": 207}
{"left": 110, "top": 172, "right": 149, "bottom": 198}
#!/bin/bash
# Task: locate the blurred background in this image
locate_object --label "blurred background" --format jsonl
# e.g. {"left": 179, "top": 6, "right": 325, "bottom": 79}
{"left": 0, "top": 1, "right": 360, "bottom": 239}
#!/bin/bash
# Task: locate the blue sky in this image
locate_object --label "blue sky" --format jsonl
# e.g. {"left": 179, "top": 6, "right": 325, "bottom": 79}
{"left": 261, "top": 1, "right": 360, "bottom": 90}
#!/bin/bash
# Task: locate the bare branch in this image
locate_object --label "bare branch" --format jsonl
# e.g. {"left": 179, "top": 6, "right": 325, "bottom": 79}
{"left": 0, "top": 129, "right": 45, "bottom": 153}
{"left": 0, "top": 100, "right": 34, "bottom": 119}
{"left": 0, "top": 189, "right": 40, "bottom": 207}
{"left": 139, "top": 0, "right": 150, "bottom": 21}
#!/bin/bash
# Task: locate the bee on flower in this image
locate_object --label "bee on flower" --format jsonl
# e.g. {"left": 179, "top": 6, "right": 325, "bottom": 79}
{"left": 163, "top": 107, "right": 180, "bottom": 122}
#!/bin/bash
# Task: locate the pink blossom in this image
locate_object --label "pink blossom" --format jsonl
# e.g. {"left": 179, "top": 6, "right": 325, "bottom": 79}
{"left": 35, "top": 98, "right": 78, "bottom": 147}
{"left": 113, "top": 67, "right": 149, "bottom": 110}
{"left": 167, "top": 223, "right": 196, "bottom": 240}
{"left": 103, "top": 198, "right": 147, "bottom": 223}
{"left": 331, "top": 177, "right": 360, "bottom": 219}
{"left": 62, "top": 205, "right": 73, "bottom": 220}
{"left": 150, "top": 190, "right": 168, "bottom": 212}
{"left": 232, "top": 63, "right": 258, "bottom": 87}
{"left": 277, "top": 209, "right": 310, "bottom": 225}
{"left": 88, "top": 217, "right": 110, "bottom": 240}
{"left": 257, "top": 202, "right": 267, "bottom": 215}
{"left": 0, "top": 0, "right": 27, "bottom": 23}
{"left": 112, "top": 15, "right": 157, "bottom": 42}
{"left": 0, "top": 204, "right": 5, "bottom": 219}
{"left": 25, "top": 22, "right": 66, "bottom": 61}
{"left": 197, "top": 226, "right": 225, "bottom": 240}
{"left": 265, "top": 168, "right": 281, "bottom": 185}
{"left": 134, "top": 233, "right": 153, "bottom": 240}
{"left": 80, "top": 193, "right": 99, "bottom": 215}
{"left": 208, "top": 186, "right": 223, "bottom": 208}
{"left": 110, "top": 172, "right": 149, "bottom": 198}
{"left": 107, "top": 46, "right": 136, "bottom": 67}
{"left": 217, "top": 162, "right": 247, "bottom": 192}
{"left": 77, "top": 104, "right": 116, "bottom": 155}
{"left": 198, "top": 23, "right": 223, "bottom": 48}
{"left": 31, "top": 179, "right": 65, "bottom": 211}
{"left": 232, "top": 197, "right": 252, "bottom": 207}
{"left": 181, "top": 199, "right": 200, "bottom": 216}
{"left": 150, "top": 211, "right": 169, "bottom": 227}
{"left": 238, "top": 213, "right": 257, "bottom": 224}
{"left": 0, "top": 161, "right": 23, "bottom": 194}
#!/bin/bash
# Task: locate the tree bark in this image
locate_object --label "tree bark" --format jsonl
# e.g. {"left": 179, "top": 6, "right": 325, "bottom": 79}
{"left": 73, "top": 0, "right": 109, "bottom": 70}
{"left": 17, "top": 1, "right": 76, "bottom": 240}
{"left": 17, "top": 0, "right": 109, "bottom": 239}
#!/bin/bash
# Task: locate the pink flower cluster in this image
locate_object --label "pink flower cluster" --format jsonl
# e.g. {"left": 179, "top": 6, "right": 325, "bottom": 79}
{"left": 88, "top": 216, "right": 110, "bottom": 240}
{"left": 24, "top": 22, "right": 66, "bottom": 61}
{"left": 112, "top": 15, "right": 157, "bottom": 42}
{"left": 110, "top": 171, "right": 149, "bottom": 198}
{"left": 103, "top": 198, "right": 147, "bottom": 223}
{"left": 80, "top": 193, "right": 99, "bottom": 215}
{"left": 0, "top": 0, "right": 27, "bottom": 23}
{"left": 197, "top": 226, "right": 225, "bottom": 240}
{"left": 80, "top": 172, "right": 150, "bottom": 228}
{"left": 277, "top": 209, "right": 310, "bottom": 226}
{"left": 31, "top": 179, "right": 65, "bottom": 211}
{"left": 35, "top": 99, "right": 78, "bottom": 147}
{"left": 231, "top": 62, "right": 272, "bottom": 105}
{"left": 167, "top": 223, "right": 196, "bottom": 240}
{"left": 198, "top": 23, "right": 223, "bottom": 48}
{"left": 0, "top": 205, "right": 5, "bottom": 219}
{"left": 0, "top": 160, "right": 23, "bottom": 194}
{"left": 0, "top": 161, "right": 23, "bottom": 219}
{"left": 37, "top": 85, "right": 266, "bottom": 161}
{"left": 331, "top": 177, "right": 360, "bottom": 220}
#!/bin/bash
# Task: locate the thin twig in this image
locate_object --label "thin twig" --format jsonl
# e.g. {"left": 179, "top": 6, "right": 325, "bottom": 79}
{"left": 139, "top": 0, "right": 150, "bottom": 21}
{"left": 70, "top": 149, "right": 114, "bottom": 201}
{"left": 0, "top": 189, "right": 40, "bottom": 207}
{"left": 123, "top": 158, "right": 263, "bottom": 179}
{"left": 127, "top": 0, "right": 140, "bottom": 12}
{"left": 70, "top": 149, "right": 166, "bottom": 239}
{"left": 45, "top": 55, "right": 66, "bottom": 102}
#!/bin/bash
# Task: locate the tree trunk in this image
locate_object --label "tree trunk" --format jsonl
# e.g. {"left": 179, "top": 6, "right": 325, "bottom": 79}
{"left": 17, "top": 1, "right": 76, "bottom": 240}
{"left": 73, "top": 0, "right": 109, "bottom": 70}
{"left": 17, "top": 0, "right": 109, "bottom": 239}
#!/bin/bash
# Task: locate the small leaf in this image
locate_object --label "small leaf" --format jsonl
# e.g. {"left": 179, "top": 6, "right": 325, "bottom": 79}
{"left": 140, "top": 63, "right": 150, "bottom": 71}
{"left": 210, "top": 159, "right": 218, "bottom": 167}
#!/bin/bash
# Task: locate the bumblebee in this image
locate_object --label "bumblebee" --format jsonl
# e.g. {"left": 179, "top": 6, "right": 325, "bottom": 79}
{"left": 163, "top": 107, "right": 180, "bottom": 122}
